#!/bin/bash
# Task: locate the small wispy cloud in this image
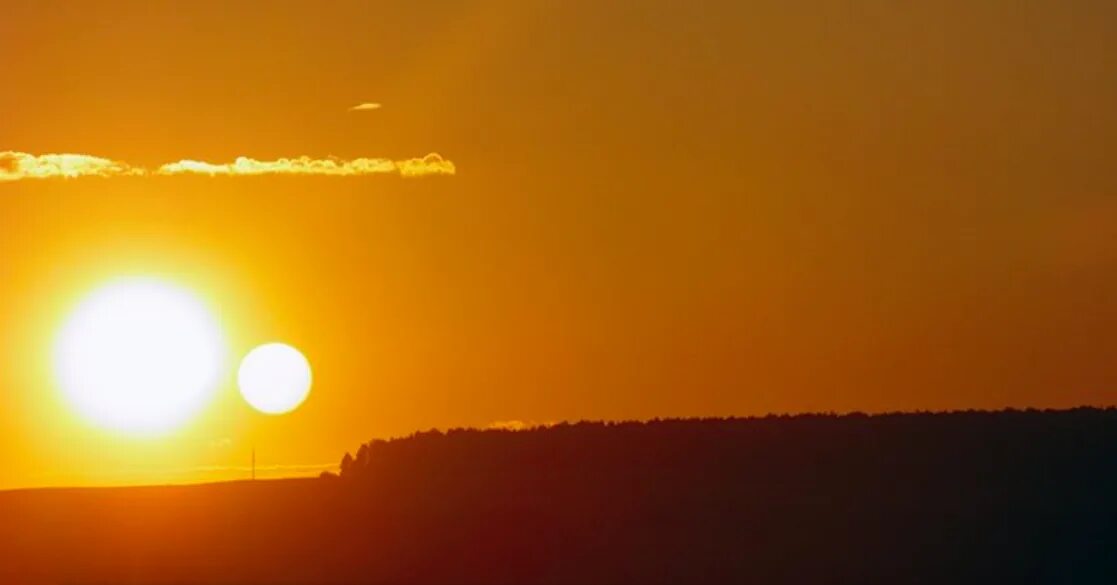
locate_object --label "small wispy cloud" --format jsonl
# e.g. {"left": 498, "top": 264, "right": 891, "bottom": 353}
{"left": 188, "top": 463, "right": 338, "bottom": 473}
{"left": 0, "top": 151, "right": 455, "bottom": 181}
{"left": 207, "top": 437, "right": 233, "bottom": 450}
{"left": 95, "top": 462, "right": 340, "bottom": 483}
{"left": 348, "top": 102, "right": 382, "bottom": 112}
{"left": 0, "top": 151, "right": 141, "bottom": 182}
{"left": 487, "top": 420, "right": 557, "bottom": 431}
{"left": 396, "top": 153, "right": 457, "bottom": 177}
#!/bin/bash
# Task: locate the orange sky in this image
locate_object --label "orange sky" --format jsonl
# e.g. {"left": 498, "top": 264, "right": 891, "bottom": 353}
{"left": 2, "top": 0, "right": 1117, "bottom": 489}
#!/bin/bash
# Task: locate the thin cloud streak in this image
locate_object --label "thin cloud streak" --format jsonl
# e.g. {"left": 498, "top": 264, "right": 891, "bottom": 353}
{"left": 158, "top": 154, "right": 455, "bottom": 177}
{"left": 348, "top": 102, "right": 382, "bottom": 111}
{"left": 487, "top": 420, "right": 558, "bottom": 431}
{"left": 0, "top": 151, "right": 455, "bottom": 181}
{"left": 188, "top": 463, "right": 339, "bottom": 473}
{"left": 158, "top": 156, "right": 396, "bottom": 176}
{"left": 0, "top": 151, "right": 141, "bottom": 181}
{"left": 95, "top": 462, "right": 341, "bottom": 483}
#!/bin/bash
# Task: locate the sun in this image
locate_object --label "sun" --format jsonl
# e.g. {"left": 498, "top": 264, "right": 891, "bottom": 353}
{"left": 54, "top": 278, "right": 227, "bottom": 435}
{"left": 238, "top": 343, "right": 312, "bottom": 415}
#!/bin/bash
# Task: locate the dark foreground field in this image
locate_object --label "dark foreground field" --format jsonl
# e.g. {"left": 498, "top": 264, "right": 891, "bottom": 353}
{"left": 3, "top": 409, "right": 1117, "bottom": 584}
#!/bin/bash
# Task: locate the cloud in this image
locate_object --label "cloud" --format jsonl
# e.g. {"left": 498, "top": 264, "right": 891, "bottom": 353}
{"left": 396, "top": 153, "right": 456, "bottom": 177}
{"left": 188, "top": 463, "right": 338, "bottom": 473}
{"left": 487, "top": 420, "right": 557, "bottom": 431}
{"left": 99, "top": 462, "right": 340, "bottom": 483}
{"left": 0, "top": 151, "right": 141, "bottom": 181}
{"left": 349, "top": 102, "right": 382, "bottom": 112}
{"left": 157, "top": 156, "right": 397, "bottom": 177}
{"left": 158, "top": 154, "right": 455, "bottom": 177}
{"left": 207, "top": 437, "right": 233, "bottom": 450}
{"left": 0, "top": 151, "right": 455, "bottom": 181}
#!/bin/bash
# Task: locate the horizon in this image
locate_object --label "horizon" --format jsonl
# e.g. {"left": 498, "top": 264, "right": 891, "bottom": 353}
{"left": 6, "top": 404, "right": 1112, "bottom": 491}
{"left": 5, "top": 407, "right": 1116, "bottom": 583}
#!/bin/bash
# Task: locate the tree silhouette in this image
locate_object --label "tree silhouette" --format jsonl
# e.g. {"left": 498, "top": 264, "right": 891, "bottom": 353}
{"left": 3, "top": 408, "right": 1117, "bottom": 584}
{"left": 339, "top": 451, "right": 354, "bottom": 477}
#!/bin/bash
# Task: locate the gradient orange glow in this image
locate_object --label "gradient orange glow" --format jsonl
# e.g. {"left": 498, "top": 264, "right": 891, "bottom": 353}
{"left": 1, "top": 0, "right": 1117, "bottom": 489}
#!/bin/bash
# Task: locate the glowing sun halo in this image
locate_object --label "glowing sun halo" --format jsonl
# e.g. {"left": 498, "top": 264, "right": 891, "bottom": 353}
{"left": 54, "top": 278, "right": 226, "bottom": 435}
{"left": 238, "top": 343, "right": 312, "bottom": 415}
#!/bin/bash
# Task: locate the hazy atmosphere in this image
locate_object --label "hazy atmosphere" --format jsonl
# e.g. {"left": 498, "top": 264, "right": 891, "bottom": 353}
{"left": 3, "top": 0, "right": 1117, "bottom": 490}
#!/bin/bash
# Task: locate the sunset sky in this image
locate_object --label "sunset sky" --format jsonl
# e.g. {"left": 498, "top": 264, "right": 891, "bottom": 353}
{"left": 2, "top": 0, "right": 1117, "bottom": 489}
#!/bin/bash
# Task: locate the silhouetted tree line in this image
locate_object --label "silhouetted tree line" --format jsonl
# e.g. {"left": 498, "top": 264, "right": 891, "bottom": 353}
{"left": 3, "top": 408, "right": 1117, "bottom": 584}
{"left": 324, "top": 408, "right": 1117, "bottom": 584}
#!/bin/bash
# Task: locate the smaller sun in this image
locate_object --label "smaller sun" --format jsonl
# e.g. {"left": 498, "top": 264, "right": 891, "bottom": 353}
{"left": 238, "top": 343, "right": 313, "bottom": 415}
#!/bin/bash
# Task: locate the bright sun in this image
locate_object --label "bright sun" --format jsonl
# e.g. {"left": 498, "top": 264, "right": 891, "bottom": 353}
{"left": 238, "top": 343, "right": 312, "bottom": 415}
{"left": 54, "top": 278, "right": 226, "bottom": 435}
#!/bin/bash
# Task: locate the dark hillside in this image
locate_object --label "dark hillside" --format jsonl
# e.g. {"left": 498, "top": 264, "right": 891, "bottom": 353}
{"left": 2, "top": 409, "right": 1116, "bottom": 584}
